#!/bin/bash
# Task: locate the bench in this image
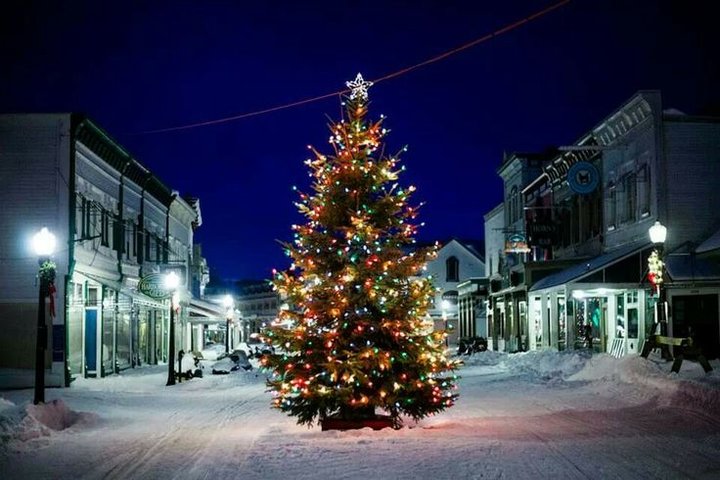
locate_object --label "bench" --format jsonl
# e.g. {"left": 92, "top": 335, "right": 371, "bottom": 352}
{"left": 640, "top": 335, "right": 713, "bottom": 373}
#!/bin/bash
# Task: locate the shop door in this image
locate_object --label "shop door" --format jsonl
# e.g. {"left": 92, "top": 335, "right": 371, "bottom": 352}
{"left": 85, "top": 309, "right": 97, "bottom": 374}
{"left": 673, "top": 294, "right": 720, "bottom": 359}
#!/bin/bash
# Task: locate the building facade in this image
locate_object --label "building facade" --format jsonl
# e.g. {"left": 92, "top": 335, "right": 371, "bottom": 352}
{"left": 424, "top": 239, "right": 485, "bottom": 345}
{"left": 0, "top": 114, "right": 208, "bottom": 387}
{"left": 487, "top": 152, "right": 555, "bottom": 352}
{"left": 487, "top": 91, "right": 720, "bottom": 359}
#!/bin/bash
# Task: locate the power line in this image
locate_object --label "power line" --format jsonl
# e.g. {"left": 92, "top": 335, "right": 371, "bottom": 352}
{"left": 134, "top": 0, "right": 572, "bottom": 135}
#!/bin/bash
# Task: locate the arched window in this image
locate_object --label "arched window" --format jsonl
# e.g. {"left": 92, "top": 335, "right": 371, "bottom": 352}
{"left": 446, "top": 256, "right": 459, "bottom": 282}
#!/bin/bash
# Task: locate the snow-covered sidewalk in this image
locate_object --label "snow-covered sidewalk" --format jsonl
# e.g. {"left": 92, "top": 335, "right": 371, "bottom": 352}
{"left": 1, "top": 350, "right": 719, "bottom": 479}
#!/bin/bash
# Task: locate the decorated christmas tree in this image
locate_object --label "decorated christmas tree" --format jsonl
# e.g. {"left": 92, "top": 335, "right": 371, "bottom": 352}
{"left": 263, "top": 74, "right": 459, "bottom": 429}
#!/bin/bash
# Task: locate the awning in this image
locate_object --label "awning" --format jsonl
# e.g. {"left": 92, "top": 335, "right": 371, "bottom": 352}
{"left": 76, "top": 271, "right": 166, "bottom": 308}
{"left": 530, "top": 241, "right": 651, "bottom": 292}
{"left": 188, "top": 298, "right": 227, "bottom": 323}
{"left": 490, "top": 285, "right": 526, "bottom": 297}
{"left": 696, "top": 227, "right": 720, "bottom": 254}
{"left": 666, "top": 254, "right": 720, "bottom": 282}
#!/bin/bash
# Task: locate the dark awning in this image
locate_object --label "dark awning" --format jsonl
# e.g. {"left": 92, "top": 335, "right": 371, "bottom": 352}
{"left": 666, "top": 254, "right": 720, "bottom": 282}
{"left": 530, "top": 242, "right": 651, "bottom": 292}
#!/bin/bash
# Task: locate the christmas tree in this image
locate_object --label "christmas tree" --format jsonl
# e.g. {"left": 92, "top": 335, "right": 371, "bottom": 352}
{"left": 263, "top": 74, "right": 459, "bottom": 429}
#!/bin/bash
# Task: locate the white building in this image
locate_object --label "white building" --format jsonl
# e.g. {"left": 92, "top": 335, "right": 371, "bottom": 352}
{"left": 0, "top": 114, "right": 220, "bottom": 387}
{"left": 424, "top": 239, "right": 485, "bottom": 345}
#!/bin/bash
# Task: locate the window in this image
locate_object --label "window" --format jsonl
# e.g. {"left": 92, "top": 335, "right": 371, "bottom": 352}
{"left": 620, "top": 172, "right": 637, "bottom": 224}
{"left": 130, "top": 222, "right": 137, "bottom": 259}
{"left": 508, "top": 186, "right": 519, "bottom": 223}
{"left": 155, "top": 234, "right": 162, "bottom": 263}
{"left": 137, "top": 226, "right": 144, "bottom": 263}
{"left": 79, "top": 196, "right": 89, "bottom": 238}
{"left": 607, "top": 186, "right": 617, "bottom": 229}
{"left": 446, "top": 256, "right": 459, "bottom": 282}
{"left": 638, "top": 164, "right": 651, "bottom": 216}
{"left": 100, "top": 210, "right": 110, "bottom": 246}
{"left": 113, "top": 216, "right": 124, "bottom": 253}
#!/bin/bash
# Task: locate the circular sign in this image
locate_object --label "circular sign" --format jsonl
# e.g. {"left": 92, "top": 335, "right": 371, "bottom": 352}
{"left": 567, "top": 161, "right": 600, "bottom": 195}
{"left": 138, "top": 273, "right": 171, "bottom": 300}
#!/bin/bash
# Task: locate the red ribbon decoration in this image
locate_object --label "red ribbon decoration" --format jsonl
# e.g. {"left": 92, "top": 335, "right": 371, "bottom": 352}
{"left": 48, "top": 281, "right": 56, "bottom": 318}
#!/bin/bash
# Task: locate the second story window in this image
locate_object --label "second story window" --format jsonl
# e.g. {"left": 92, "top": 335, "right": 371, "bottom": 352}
{"left": 446, "top": 256, "right": 459, "bottom": 282}
{"left": 508, "top": 186, "right": 520, "bottom": 224}
{"left": 638, "top": 164, "right": 651, "bottom": 216}
{"left": 100, "top": 210, "right": 110, "bottom": 247}
{"left": 620, "top": 172, "right": 637, "bottom": 224}
{"left": 607, "top": 185, "right": 617, "bottom": 230}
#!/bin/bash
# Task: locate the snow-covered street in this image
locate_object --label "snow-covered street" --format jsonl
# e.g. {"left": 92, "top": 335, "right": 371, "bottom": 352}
{"left": 2, "top": 350, "right": 720, "bottom": 479}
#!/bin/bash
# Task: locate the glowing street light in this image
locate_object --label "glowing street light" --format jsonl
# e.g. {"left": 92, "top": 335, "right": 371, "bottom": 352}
{"left": 31, "top": 227, "right": 56, "bottom": 404}
{"left": 164, "top": 271, "right": 180, "bottom": 386}
{"left": 223, "top": 295, "right": 234, "bottom": 353}
{"left": 648, "top": 221, "right": 667, "bottom": 244}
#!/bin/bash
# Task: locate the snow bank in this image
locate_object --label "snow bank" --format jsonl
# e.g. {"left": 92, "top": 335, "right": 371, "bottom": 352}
{"left": 0, "top": 398, "right": 97, "bottom": 453}
{"left": 459, "top": 348, "right": 720, "bottom": 416}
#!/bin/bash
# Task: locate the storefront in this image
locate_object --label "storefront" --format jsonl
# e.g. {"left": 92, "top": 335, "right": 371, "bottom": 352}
{"left": 67, "top": 271, "right": 168, "bottom": 378}
{"left": 528, "top": 241, "right": 652, "bottom": 356}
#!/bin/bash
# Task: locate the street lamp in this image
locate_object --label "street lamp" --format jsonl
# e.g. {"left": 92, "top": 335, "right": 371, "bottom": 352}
{"left": 164, "top": 271, "right": 180, "bottom": 386}
{"left": 31, "top": 227, "right": 56, "bottom": 405}
{"left": 648, "top": 221, "right": 667, "bottom": 336}
{"left": 442, "top": 299, "right": 451, "bottom": 348}
{"left": 223, "top": 295, "right": 234, "bottom": 354}
{"left": 648, "top": 221, "right": 667, "bottom": 244}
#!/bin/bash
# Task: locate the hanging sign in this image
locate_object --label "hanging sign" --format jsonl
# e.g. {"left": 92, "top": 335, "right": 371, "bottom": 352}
{"left": 138, "top": 273, "right": 171, "bottom": 300}
{"left": 504, "top": 233, "right": 531, "bottom": 253}
{"left": 567, "top": 161, "right": 600, "bottom": 195}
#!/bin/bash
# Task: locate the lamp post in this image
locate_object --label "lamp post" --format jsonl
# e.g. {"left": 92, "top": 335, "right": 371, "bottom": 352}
{"left": 648, "top": 221, "right": 667, "bottom": 335}
{"left": 164, "top": 271, "right": 180, "bottom": 386}
{"left": 31, "top": 227, "right": 56, "bottom": 405}
{"left": 223, "top": 295, "right": 234, "bottom": 354}
{"left": 442, "top": 299, "right": 451, "bottom": 348}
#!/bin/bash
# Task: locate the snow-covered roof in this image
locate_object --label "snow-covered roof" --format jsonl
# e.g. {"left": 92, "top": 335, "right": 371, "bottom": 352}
{"left": 696, "top": 226, "right": 720, "bottom": 254}
{"left": 666, "top": 254, "right": 720, "bottom": 281}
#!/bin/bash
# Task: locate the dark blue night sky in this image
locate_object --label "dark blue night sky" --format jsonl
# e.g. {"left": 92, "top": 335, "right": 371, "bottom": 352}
{"left": 2, "top": 1, "right": 718, "bottom": 281}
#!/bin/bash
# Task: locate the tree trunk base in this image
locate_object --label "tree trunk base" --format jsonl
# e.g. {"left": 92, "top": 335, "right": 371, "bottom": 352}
{"left": 321, "top": 415, "right": 394, "bottom": 431}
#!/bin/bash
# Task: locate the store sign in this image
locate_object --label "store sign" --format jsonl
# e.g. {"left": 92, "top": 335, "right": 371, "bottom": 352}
{"left": 504, "top": 233, "right": 531, "bottom": 253}
{"left": 527, "top": 221, "right": 557, "bottom": 247}
{"left": 138, "top": 273, "right": 171, "bottom": 300}
{"left": 567, "top": 161, "right": 599, "bottom": 195}
{"left": 441, "top": 291, "right": 458, "bottom": 304}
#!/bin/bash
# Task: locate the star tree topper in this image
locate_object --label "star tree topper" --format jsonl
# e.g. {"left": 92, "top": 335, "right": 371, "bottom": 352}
{"left": 346, "top": 73, "right": 373, "bottom": 101}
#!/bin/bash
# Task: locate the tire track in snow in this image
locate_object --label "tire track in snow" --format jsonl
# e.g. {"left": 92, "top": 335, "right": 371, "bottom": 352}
{"left": 78, "top": 378, "right": 269, "bottom": 479}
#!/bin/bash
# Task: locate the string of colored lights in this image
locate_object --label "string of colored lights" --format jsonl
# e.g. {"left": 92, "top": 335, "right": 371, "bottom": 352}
{"left": 134, "top": 0, "right": 572, "bottom": 135}
{"left": 263, "top": 84, "right": 460, "bottom": 426}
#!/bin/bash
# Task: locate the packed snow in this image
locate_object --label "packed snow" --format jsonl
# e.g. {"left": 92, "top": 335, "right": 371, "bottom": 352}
{"left": 1, "top": 349, "right": 719, "bottom": 479}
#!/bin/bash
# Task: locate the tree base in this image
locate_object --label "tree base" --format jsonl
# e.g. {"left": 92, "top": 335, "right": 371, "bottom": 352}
{"left": 321, "top": 415, "right": 394, "bottom": 431}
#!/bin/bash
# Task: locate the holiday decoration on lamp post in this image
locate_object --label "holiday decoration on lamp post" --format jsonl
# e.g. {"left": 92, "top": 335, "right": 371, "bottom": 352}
{"left": 648, "top": 221, "right": 667, "bottom": 335}
{"left": 31, "top": 227, "right": 56, "bottom": 405}
{"left": 263, "top": 73, "right": 460, "bottom": 430}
